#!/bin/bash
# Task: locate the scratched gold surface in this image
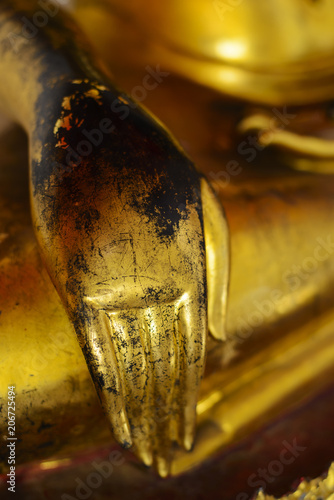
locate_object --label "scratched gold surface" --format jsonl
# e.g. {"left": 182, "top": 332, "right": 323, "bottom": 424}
{"left": 0, "top": 0, "right": 334, "bottom": 489}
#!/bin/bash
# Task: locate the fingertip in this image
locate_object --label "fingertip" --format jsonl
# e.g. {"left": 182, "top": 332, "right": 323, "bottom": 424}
{"left": 134, "top": 436, "right": 153, "bottom": 466}
{"left": 111, "top": 411, "right": 132, "bottom": 448}
{"left": 156, "top": 456, "right": 170, "bottom": 478}
{"left": 209, "top": 321, "right": 227, "bottom": 342}
{"left": 183, "top": 426, "right": 195, "bottom": 451}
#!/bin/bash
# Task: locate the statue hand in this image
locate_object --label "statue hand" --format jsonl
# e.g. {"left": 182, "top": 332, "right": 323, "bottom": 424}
{"left": 31, "top": 81, "right": 229, "bottom": 475}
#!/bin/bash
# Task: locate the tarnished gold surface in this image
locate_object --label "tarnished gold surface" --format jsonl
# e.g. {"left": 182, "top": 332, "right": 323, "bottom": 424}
{"left": 0, "top": 0, "right": 334, "bottom": 495}
{"left": 0, "top": 0, "right": 230, "bottom": 477}
{"left": 2, "top": 122, "right": 334, "bottom": 478}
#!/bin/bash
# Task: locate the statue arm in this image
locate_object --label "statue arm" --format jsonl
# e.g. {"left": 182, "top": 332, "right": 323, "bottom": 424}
{"left": 0, "top": 0, "right": 230, "bottom": 475}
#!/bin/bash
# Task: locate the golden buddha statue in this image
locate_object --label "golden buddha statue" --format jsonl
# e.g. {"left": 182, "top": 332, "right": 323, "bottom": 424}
{"left": 0, "top": 1, "right": 334, "bottom": 499}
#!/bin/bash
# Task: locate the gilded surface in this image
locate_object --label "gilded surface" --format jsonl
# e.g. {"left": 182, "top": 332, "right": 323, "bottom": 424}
{"left": 74, "top": 0, "right": 334, "bottom": 104}
{"left": 0, "top": 0, "right": 333, "bottom": 497}
{"left": 0, "top": 0, "right": 231, "bottom": 477}
{"left": 255, "top": 463, "right": 334, "bottom": 500}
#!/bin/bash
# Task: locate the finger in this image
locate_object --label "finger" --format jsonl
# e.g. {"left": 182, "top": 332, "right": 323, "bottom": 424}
{"left": 76, "top": 306, "right": 132, "bottom": 447}
{"left": 143, "top": 303, "right": 177, "bottom": 477}
{"left": 201, "top": 177, "right": 230, "bottom": 341}
{"left": 107, "top": 308, "right": 153, "bottom": 466}
{"left": 177, "top": 294, "right": 207, "bottom": 451}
